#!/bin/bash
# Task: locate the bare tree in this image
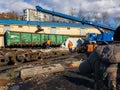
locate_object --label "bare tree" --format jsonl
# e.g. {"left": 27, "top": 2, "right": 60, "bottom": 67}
{"left": 68, "top": 8, "right": 76, "bottom": 23}
{"left": 101, "top": 12, "right": 109, "bottom": 24}
{"left": 0, "top": 11, "right": 22, "bottom": 20}
{"left": 78, "top": 9, "right": 84, "bottom": 18}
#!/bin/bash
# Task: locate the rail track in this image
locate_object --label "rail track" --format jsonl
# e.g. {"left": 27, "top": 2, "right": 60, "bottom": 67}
{"left": 0, "top": 48, "right": 81, "bottom": 72}
{"left": 0, "top": 48, "right": 69, "bottom": 65}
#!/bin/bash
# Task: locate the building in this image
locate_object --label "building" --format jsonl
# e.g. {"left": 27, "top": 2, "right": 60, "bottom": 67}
{"left": 23, "top": 9, "right": 49, "bottom": 21}
{"left": 0, "top": 19, "right": 100, "bottom": 48}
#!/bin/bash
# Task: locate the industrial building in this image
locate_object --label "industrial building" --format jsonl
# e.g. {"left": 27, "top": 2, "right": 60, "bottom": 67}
{"left": 0, "top": 19, "right": 100, "bottom": 48}
{"left": 23, "top": 9, "right": 50, "bottom": 21}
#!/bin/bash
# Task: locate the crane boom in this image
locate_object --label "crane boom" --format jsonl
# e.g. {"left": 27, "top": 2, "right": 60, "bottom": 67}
{"left": 36, "top": 6, "right": 116, "bottom": 31}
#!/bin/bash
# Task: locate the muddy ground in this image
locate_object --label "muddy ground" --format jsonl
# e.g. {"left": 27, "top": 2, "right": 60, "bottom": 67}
{"left": 7, "top": 53, "right": 95, "bottom": 90}
{"left": 0, "top": 53, "right": 95, "bottom": 90}
{"left": 16, "top": 68, "right": 94, "bottom": 90}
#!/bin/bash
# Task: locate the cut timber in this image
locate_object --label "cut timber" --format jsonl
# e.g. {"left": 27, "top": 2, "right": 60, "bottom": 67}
{"left": 20, "top": 64, "right": 65, "bottom": 80}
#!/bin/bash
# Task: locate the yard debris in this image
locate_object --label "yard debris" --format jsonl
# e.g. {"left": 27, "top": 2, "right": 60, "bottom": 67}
{"left": 39, "top": 59, "right": 50, "bottom": 65}
{"left": 68, "top": 59, "right": 84, "bottom": 68}
{"left": 20, "top": 64, "right": 65, "bottom": 80}
{"left": 0, "top": 79, "right": 9, "bottom": 86}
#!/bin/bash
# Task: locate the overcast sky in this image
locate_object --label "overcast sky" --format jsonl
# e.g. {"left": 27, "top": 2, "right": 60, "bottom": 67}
{"left": 0, "top": 0, "right": 119, "bottom": 27}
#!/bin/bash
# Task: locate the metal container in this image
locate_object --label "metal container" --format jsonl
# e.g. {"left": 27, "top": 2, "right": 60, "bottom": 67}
{"left": 49, "top": 34, "right": 56, "bottom": 45}
{"left": 5, "top": 31, "right": 70, "bottom": 47}
{"left": 44, "top": 34, "right": 49, "bottom": 41}
{"left": 5, "top": 31, "right": 21, "bottom": 46}
{"left": 63, "top": 35, "right": 69, "bottom": 42}
{"left": 56, "top": 35, "right": 63, "bottom": 45}
{"left": 32, "top": 33, "right": 41, "bottom": 46}
{"left": 21, "top": 32, "right": 32, "bottom": 46}
{"left": 40, "top": 34, "right": 45, "bottom": 44}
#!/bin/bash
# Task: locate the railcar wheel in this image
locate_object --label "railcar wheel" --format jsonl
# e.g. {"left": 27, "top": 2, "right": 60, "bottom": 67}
{"left": 24, "top": 50, "right": 32, "bottom": 62}
{"left": 14, "top": 51, "right": 26, "bottom": 64}
{"left": 4, "top": 52, "right": 16, "bottom": 65}
{"left": 0, "top": 54, "right": 9, "bottom": 66}
{"left": 35, "top": 51, "right": 43, "bottom": 60}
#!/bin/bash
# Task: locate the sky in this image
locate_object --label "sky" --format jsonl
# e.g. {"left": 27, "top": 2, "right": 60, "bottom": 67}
{"left": 0, "top": 0, "right": 119, "bottom": 27}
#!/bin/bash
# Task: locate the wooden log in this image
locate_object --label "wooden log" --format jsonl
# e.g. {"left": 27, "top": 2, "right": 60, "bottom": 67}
{"left": 20, "top": 64, "right": 65, "bottom": 80}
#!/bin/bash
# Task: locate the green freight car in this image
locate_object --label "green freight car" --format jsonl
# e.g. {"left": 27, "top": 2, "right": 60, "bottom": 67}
{"left": 5, "top": 31, "right": 69, "bottom": 47}
{"left": 32, "top": 33, "right": 41, "bottom": 46}
{"left": 5, "top": 31, "right": 21, "bottom": 46}
{"left": 21, "top": 32, "right": 32, "bottom": 45}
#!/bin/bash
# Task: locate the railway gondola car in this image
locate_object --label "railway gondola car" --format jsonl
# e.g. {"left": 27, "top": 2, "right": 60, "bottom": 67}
{"left": 5, "top": 31, "right": 69, "bottom": 47}
{"left": 0, "top": 31, "right": 69, "bottom": 65}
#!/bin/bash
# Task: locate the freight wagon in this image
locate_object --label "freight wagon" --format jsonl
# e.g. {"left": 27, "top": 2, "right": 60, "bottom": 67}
{"left": 4, "top": 31, "right": 69, "bottom": 48}
{"left": 0, "top": 31, "right": 69, "bottom": 66}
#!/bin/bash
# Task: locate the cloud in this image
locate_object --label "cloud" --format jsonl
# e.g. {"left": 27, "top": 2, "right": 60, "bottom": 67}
{"left": 0, "top": 0, "right": 119, "bottom": 27}
{"left": 0, "top": 0, "right": 119, "bottom": 17}
{"left": 36, "top": 0, "right": 120, "bottom": 20}
{"left": 36, "top": 0, "right": 120, "bottom": 27}
{"left": 0, "top": 0, "right": 34, "bottom": 14}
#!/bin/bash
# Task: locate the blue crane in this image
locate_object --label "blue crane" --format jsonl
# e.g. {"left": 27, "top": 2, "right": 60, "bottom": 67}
{"left": 36, "top": 6, "right": 117, "bottom": 44}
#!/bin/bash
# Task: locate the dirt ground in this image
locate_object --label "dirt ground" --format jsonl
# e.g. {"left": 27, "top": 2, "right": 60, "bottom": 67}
{"left": 0, "top": 52, "right": 96, "bottom": 90}
{"left": 7, "top": 53, "right": 95, "bottom": 90}
{"left": 10, "top": 68, "right": 94, "bottom": 90}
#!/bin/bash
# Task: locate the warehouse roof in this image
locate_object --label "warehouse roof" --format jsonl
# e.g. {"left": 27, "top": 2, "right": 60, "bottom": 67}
{"left": 0, "top": 19, "right": 93, "bottom": 28}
